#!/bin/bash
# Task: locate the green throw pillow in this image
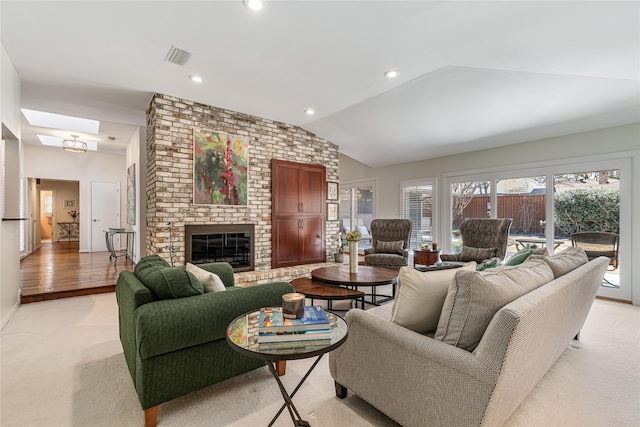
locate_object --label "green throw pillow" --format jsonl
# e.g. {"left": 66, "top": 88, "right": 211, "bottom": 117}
{"left": 476, "top": 257, "right": 499, "bottom": 271}
{"left": 135, "top": 255, "right": 204, "bottom": 299}
{"left": 504, "top": 245, "right": 535, "bottom": 266}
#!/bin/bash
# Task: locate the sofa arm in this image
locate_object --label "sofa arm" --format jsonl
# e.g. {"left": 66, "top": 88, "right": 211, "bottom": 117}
{"left": 331, "top": 309, "right": 496, "bottom": 382}
{"left": 195, "top": 262, "right": 235, "bottom": 287}
{"left": 135, "top": 281, "right": 295, "bottom": 359}
{"left": 116, "top": 271, "right": 157, "bottom": 379}
{"left": 364, "top": 248, "right": 375, "bottom": 255}
{"left": 329, "top": 309, "right": 498, "bottom": 427}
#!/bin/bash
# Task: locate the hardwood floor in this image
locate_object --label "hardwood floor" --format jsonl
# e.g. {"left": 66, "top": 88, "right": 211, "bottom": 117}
{"left": 19, "top": 241, "right": 135, "bottom": 304}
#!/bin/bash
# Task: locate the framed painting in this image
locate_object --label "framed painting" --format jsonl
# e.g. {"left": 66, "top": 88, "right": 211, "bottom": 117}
{"left": 63, "top": 199, "right": 76, "bottom": 209}
{"left": 327, "top": 203, "right": 338, "bottom": 221}
{"left": 193, "top": 129, "right": 249, "bottom": 206}
{"left": 127, "top": 163, "right": 136, "bottom": 225}
{"left": 327, "top": 182, "right": 338, "bottom": 200}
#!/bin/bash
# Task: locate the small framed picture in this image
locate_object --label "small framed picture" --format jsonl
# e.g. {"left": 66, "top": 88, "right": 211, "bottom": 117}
{"left": 63, "top": 199, "right": 76, "bottom": 209}
{"left": 327, "top": 182, "right": 339, "bottom": 200}
{"left": 327, "top": 203, "right": 338, "bottom": 221}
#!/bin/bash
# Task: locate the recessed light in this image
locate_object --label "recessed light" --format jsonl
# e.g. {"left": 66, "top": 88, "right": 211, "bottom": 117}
{"left": 384, "top": 70, "right": 399, "bottom": 78}
{"left": 189, "top": 75, "right": 203, "bottom": 83}
{"left": 243, "top": 0, "right": 266, "bottom": 11}
{"left": 304, "top": 109, "right": 315, "bottom": 115}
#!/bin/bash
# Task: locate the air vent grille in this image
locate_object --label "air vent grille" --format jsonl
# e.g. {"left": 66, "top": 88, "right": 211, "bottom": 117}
{"left": 164, "top": 45, "right": 193, "bottom": 66}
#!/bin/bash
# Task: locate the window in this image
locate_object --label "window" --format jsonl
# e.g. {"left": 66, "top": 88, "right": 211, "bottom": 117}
{"left": 44, "top": 194, "right": 53, "bottom": 216}
{"left": 401, "top": 180, "right": 434, "bottom": 251}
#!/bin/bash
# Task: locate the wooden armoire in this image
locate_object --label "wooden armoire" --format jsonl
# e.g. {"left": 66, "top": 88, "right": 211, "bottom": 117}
{"left": 271, "top": 159, "right": 326, "bottom": 268}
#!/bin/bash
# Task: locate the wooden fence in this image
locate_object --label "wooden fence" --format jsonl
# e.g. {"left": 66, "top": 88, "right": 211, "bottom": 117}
{"left": 454, "top": 194, "right": 546, "bottom": 235}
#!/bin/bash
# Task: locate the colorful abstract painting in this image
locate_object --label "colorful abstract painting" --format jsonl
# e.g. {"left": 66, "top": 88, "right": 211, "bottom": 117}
{"left": 193, "top": 129, "right": 249, "bottom": 206}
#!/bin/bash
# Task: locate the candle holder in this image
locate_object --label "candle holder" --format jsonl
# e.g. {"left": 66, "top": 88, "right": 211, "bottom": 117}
{"left": 282, "top": 293, "right": 305, "bottom": 319}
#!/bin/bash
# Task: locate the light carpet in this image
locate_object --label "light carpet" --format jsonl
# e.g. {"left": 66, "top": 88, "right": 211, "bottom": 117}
{"left": 1, "top": 293, "right": 639, "bottom": 427}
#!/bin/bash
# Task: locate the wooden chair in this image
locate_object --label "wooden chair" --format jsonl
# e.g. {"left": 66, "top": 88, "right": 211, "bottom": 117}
{"left": 571, "top": 232, "right": 619, "bottom": 287}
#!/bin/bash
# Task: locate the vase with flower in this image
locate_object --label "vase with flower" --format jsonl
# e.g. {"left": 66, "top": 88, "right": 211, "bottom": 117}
{"left": 68, "top": 210, "right": 79, "bottom": 222}
{"left": 345, "top": 229, "right": 362, "bottom": 273}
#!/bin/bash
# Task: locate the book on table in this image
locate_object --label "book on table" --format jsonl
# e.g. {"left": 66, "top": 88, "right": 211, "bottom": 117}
{"left": 258, "top": 306, "right": 330, "bottom": 333}
{"left": 258, "top": 339, "right": 331, "bottom": 350}
{"left": 258, "top": 329, "right": 332, "bottom": 343}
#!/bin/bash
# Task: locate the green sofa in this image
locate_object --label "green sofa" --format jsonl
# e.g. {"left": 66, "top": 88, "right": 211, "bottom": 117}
{"left": 116, "top": 255, "right": 294, "bottom": 427}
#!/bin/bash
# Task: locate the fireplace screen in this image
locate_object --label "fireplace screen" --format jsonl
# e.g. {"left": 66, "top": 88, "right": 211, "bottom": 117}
{"left": 186, "top": 224, "right": 254, "bottom": 272}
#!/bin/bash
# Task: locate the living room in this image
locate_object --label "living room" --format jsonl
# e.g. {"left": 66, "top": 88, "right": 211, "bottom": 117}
{"left": 1, "top": 1, "right": 639, "bottom": 426}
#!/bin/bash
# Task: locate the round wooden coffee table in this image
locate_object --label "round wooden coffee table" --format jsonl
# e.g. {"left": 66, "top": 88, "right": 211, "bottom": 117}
{"left": 311, "top": 265, "right": 398, "bottom": 306}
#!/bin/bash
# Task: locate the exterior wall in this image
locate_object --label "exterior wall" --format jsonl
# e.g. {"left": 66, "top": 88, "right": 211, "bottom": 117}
{"left": 146, "top": 93, "right": 339, "bottom": 269}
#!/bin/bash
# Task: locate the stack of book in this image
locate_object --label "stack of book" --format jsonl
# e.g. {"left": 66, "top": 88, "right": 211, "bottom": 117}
{"left": 258, "top": 306, "right": 331, "bottom": 350}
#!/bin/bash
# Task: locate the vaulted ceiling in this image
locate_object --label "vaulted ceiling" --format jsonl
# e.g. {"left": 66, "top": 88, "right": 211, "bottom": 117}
{"left": 2, "top": 1, "right": 639, "bottom": 166}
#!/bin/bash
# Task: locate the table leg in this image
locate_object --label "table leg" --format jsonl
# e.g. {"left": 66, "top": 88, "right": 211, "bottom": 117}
{"left": 266, "top": 355, "right": 323, "bottom": 427}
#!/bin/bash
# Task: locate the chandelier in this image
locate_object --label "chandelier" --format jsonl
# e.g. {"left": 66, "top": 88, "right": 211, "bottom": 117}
{"left": 62, "top": 135, "right": 87, "bottom": 153}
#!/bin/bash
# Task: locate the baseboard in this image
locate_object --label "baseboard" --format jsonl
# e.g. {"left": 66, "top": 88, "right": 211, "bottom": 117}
{"left": 595, "top": 295, "right": 632, "bottom": 304}
{"left": 1, "top": 300, "right": 20, "bottom": 330}
{"left": 21, "top": 285, "right": 116, "bottom": 304}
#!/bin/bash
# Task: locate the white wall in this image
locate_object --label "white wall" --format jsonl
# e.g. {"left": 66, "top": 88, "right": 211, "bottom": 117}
{"left": 23, "top": 144, "right": 127, "bottom": 253}
{"left": 341, "top": 123, "right": 640, "bottom": 218}
{"left": 125, "top": 127, "right": 145, "bottom": 262}
{"left": 1, "top": 45, "right": 22, "bottom": 329}
{"left": 1, "top": 47, "right": 21, "bottom": 140}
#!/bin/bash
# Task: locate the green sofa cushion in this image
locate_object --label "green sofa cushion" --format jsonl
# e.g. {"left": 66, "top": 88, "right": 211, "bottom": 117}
{"left": 503, "top": 245, "right": 535, "bottom": 266}
{"left": 476, "top": 257, "right": 499, "bottom": 271}
{"left": 135, "top": 255, "right": 204, "bottom": 299}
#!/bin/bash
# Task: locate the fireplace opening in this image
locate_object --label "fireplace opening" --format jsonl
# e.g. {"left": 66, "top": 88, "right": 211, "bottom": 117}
{"left": 185, "top": 224, "right": 254, "bottom": 272}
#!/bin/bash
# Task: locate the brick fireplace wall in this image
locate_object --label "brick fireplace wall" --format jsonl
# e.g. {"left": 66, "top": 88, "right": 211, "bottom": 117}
{"left": 145, "top": 93, "right": 340, "bottom": 269}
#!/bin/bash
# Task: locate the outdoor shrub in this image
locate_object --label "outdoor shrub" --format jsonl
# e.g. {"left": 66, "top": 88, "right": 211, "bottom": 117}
{"left": 554, "top": 188, "right": 619, "bottom": 236}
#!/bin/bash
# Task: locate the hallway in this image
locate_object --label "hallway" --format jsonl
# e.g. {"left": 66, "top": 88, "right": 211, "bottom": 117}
{"left": 19, "top": 241, "right": 135, "bottom": 303}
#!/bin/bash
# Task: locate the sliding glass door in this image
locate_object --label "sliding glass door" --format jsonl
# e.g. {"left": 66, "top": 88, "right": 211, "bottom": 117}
{"left": 553, "top": 169, "right": 623, "bottom": 297}
{"left": 445, "top": 159, "right": 631, "bottom": 301}
{"left": 339, "top": 180, "right": 375, "bottom": 250}
{"left": 449, "top": 180, "right": 490, "bottom": 254}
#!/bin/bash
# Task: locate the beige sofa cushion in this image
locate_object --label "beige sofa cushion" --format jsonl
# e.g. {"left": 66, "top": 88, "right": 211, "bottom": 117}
{"left": 186, "top": 262, "right": 226, "bottom": 293}
{"left": 543, "top": 246, "right": 589, "bottom": 278}
{"left": 390, "top": 262, "right": 476, "bottom": 334}
{"left": 435, "top": 257, "right": 554, "bottom": 351}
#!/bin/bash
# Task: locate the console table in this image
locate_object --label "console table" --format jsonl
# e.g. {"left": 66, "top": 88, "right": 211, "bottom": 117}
{"left": 104, "top": 228, "right": 135, "bottom": 266}
{"left": 57, "top": 222, "right": 79, "bottom": 243}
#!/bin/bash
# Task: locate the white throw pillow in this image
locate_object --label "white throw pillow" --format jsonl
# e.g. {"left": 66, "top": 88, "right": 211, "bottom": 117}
{"left": 185, "top": 263, "right": 226, "bottom": 293}
{"left": 390, "top": 262, "right": 477, "bottom": 334}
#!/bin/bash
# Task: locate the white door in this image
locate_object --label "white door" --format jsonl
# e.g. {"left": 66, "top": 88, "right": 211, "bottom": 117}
{"left": 91, "top": 181, "right": 120, "bottom": 252}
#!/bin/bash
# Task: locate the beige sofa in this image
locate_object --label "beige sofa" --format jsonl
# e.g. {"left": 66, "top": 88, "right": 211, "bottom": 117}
{"left": 329, "top": 252, "right": 609, "bottom": 427}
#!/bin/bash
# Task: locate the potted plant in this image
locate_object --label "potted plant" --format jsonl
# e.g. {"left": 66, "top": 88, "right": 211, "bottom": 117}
{"left": 333, "top": 233, "right": 347, "bottom": 263}
{"left": 420, "top": 241, "right": 431, "bottom": 251}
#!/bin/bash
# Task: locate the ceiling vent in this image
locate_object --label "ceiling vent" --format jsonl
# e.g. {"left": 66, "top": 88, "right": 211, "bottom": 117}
{"left": 164, "top": 45, "right": 193, "bottom": 66}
